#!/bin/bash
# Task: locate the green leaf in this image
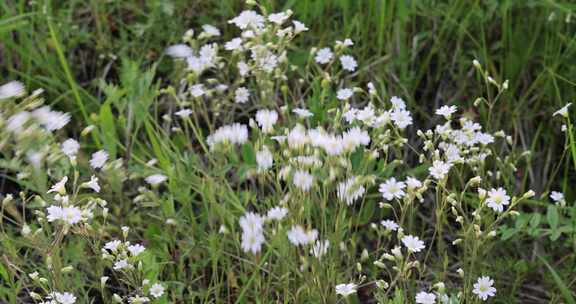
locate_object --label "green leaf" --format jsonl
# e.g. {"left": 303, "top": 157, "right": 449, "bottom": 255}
{"left": 99, "top": 102, "right": 118, "bottom": 159}
{"left": 546, "top": 205, "right": 559, "bottom": 231}
{"left": 241, "top": 143, "right": 256, "bottom": 166}
{"left": 529, "top": 213, "right": 541, "bottom": 228}
{"left": 501, "top": 228, "right": 517, "bottom": 241}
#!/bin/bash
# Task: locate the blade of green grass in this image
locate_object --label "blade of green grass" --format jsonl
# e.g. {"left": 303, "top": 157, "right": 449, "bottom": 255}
{"left": 537, "top": 255, "right": 576, "bottom": 304}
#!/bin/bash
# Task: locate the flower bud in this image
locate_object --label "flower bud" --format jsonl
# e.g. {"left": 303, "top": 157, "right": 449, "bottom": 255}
{"left": 457, "top": 268, "right": 464, "bottom": 277}
{"left": 376, "top": 280, "right": 389, "bottom": 289}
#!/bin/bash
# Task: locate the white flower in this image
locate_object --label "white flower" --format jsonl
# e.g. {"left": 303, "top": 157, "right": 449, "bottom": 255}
{"left": 342, "top": 127, "right": 370, "bottom": 151}
{"left": 406, "top": 177, "right": 422, "bottom": 190}
{"left": 268, "top": 11, "right": 291, "bottom": 24}
{"left": 485, "top": 187, "right": 510, "bottom": 212}
{"left": 293, "top": 20, "right": 308, "bottom": 33}
{"left": 237, "top": 61, "right": 250, "bottom": 76}
{"left": 113, "top": 259, "right": 129, "bottom": 270}
{"left": 85, "top": 175, "right": 100, "bottom": 193}
{"left": 229, "top": 10, "right": 265, "bottom": 30}
{"left": 472, "top": 276, "right": 496, "bottom": 301}
{"left": 553, "top": 103, "right": 572, "bottom": 118}
{"left": 287, "top": 225, "right": 317, "bottom": 246}
{"left": 435, "top": 105, "right": 457, "bottom": 119}
{"left": 292, "top": 108, "right": 313, "bottom": 118}
{"left": 401, "top": 235, "right": 425, "bottom": 253}
{"left": 337, "top": 88, "right": 354, "bottom": 100}
{"left": 61, "top": 139, "right": 80, "bottom": 160}
{"left": 293, "top": 170, "right": 313, "bottom": 191}
{"left": 104, "top": 240, "right": 122, "bottom": 252}
{"left": 127, "top": 244, "right": 146, "bottom": 256}
{"left": 190, "top": 84, "right": 205, "bottom": 97}
{"left": 241, "top": 230, "right": 265, "bottom": 254}
{"left": 340, "top": 55, "right": 357, "bottom": 72}
{"left": 54, "top": 292, "right": 77, "bottom": 304}
{"left": 149, "top": 283, "right": 165, "bottom": 298}
{"left": 429, "top": 160, "right": 451, "bottom": 180}
{"left": 390, "top": 96, "right": 406, "bottom": 110}
{"left": 415, "top": 291, "right": 436, "bottom": 304}
{"left": 175, "top": 108, "right": 192, "bottom": 118}
{"left": 61, "top": 207, "right": 83, "bottom": 225}
{"left": 287, "top": 124, "right": 309, "bottom": 149}
{"left": 165, "top": 44, "right": 194, "bottom": 58}
{"left": 234, "top": 87, "right": 250, "bottom": 104}
{"left": 47, "top": 206, "right": 64, "bottom": 222}
{"left": 550, "top": 191, "right": 565, "bottom": 203}
{"left": 32, "top": 106, "right": 70, "bottom": 131}
{"left": 48, "top": 176, "right": 68, "bottom": 195}
{"left": 335, "top": 283, "right": 357, "bottom": 297}
{"left": 0, "top": 81, "right": 26, "bottom": 99}
{"left": 336, "top": 38, "right": 354, "bottom": 47}
{"left": 381, "top": 220, "right": 399, "bottom": 231}
{"left": 47, "top": 206, "right": 83, "bottom": 225}
{"left": 255, "top": 109, "right": 278, "bottom": 133}
{"left": 225, "top": 38, "right": 243, "bottom": 51}
{"left": 310, "top": 240, "right": 329, "bottom": 259}
{"left": 390, "top": 110, "right": 413, "bottom": 129}
{"left": 145, "top": 174, "right": 168, "bottom": 186}
{"left": 239, "top": 212, "right": 264, "bottom": 234}
{"left": 367, "top": 82, "right": 377, "bottom": 95}
{"left": 337, "top": 176, "right": 365, "bottom": 205}
{"left": 90, "top": 150, "right": 109, "bottom": 169}
{"left": 256, "top": 147, "right": 274, "bottom": 171}
{"left": 315, "top": 48, "right": 333, "bottom": 64}
{"left": 6, "top": 111, "right": 30, "bottom": 132}
{"left": 201, "top": 24, "right": 221, "bottom": 37}
{"left": 379, "top": 178, "right": 406, "bottom": 201}
{"left": 239, "top": 212, "right": 265, "bottom": 255}
{"left": 207, "top": 123, "right": 249, "bottom": 149}
{"left": 266, "top": 207, "right": 288, "bottom": 221}
{"left": 198, "top": 43, "right": 217, "bottom": 66}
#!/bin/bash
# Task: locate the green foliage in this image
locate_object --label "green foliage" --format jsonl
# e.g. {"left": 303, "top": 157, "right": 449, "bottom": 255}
{"left": 1, "top": 0, "right": 575, "bottom": 303}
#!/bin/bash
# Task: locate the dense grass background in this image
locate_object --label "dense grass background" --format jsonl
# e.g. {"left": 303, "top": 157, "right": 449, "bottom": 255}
{"left": 1, "top": 0, "right": 575, "bottom": 302}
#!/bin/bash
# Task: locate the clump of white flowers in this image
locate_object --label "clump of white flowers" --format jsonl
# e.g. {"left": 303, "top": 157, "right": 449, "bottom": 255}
{"left": 161, "top": 8, "right": 538, "bottom": 303}
{"left": 101, "top": 230, "right": 166, "bottom": 301}
{"left": 1, "top": 2, "right": 565, "bottom": 303}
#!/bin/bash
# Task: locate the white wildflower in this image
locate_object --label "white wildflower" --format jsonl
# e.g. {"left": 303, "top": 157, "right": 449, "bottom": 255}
{"left": 266, "top": 207, "right": 288, "bottom": 221}
{"left": 401, "top": 235, "right": 425, "bottom": 253}
{"left": 149, "top": 283, "right": 165, "bottom": 298}
{"left": 165, "top": 44, "right": 194, "bottom": 58}
{"left": 485, "top": 187, "right": 510, "bottom": 212}
{"left": 256, "top": 147, "right": 274, "bottom": 171}
{"left": 234, "top": 87, "right": 250, "bottom": 104}
{"left": 255, "top": 109, "right": 278, "bottom": 133}
{"left": 472, "top": 276, "right": 496, "bottom": 301}
{"left": 435, "top": 105, "right": 457, "bottom": 119}
{"left": 429, "top": 160, "right": 451, "bottom": 180}
{"left": 90, "top": 150, "right": 109, "bottom": 169}
{"left": 379, "top": 178, "right": 406, "bottom": 201}
{"left": 228, "top": 10, "right": 265, "bottom": 30}
{"left": 127, "top": 244, "right": 146, "bottom": 256}
{"left": 145, "top": 174, "right": 168, "bottom": 186}
{"left": 415, "top": 291, "right": 436, "bottom": 304}
{"left": 340, "top": 55, "right": 357, "bottom": 72}
{"left": 335, "top": 283, "right": 357, "bottom": 297}
{"left": 0, "top": 81, "right": 26, "bottom": 99}
{"left": 381, "top": 220, "right": 399, "bottom": 231}
{"left": 336, "top": 88, "right": 354, "bottom": 100}
{"left": 315, "top": 48, "right": 333, "bottom": 64}
{"left": 293, "top": 170, "right": 313, "bottom": 191}
{"left": 61, "top": 139, "right": 80, "bottom": 160}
